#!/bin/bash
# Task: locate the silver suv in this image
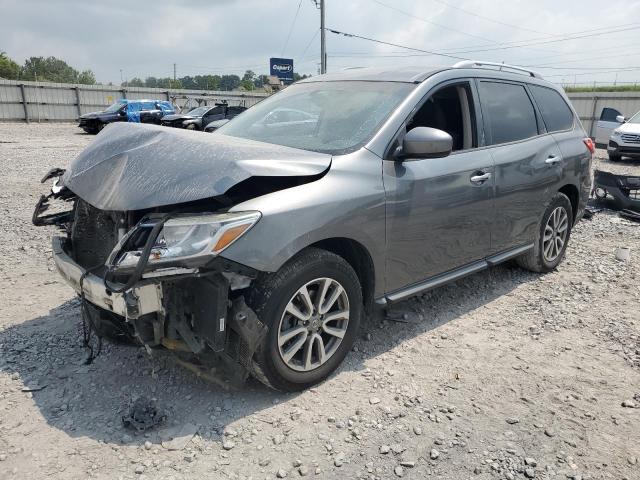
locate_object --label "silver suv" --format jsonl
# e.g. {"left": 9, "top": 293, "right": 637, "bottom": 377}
{"left": 34, "top": 61, "right": 593, "bottom": 391}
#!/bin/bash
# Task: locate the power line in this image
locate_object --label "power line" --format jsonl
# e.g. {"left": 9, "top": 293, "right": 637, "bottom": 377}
{"left": 298, "top": 29, "right": 320, "bottom": 61}
{"left": 429, "top": 0, "right": 551, "bottom": 35}
{"left": 327, "top": 28, "right": 469, "bottom": 60}
{"left": 444, "top": 25, "right": 640, "bottom": 55}
{"left": 281, "top": 0, "right": 304, "bottom": 57}
{"left": 370, "top": 0, "right": 495, "bottom": 44}
{"left": 544, "top": 66, "right": 640, "bottom": 78}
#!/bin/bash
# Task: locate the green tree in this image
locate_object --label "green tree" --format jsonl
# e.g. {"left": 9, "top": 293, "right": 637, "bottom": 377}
{"left": 125, "top": 77, "right": 144, "bottom": 87}
{"left": 219, "top": 74, "right": 241, "bottom": 91}
{"left": 0, "top": 52, "right": 21, "bottom": 79}
{"left": 145, "top": 76, "right": 158, "bottom": 88}
{"left": 22, "top": 56, "right": 95, "bottom": 84}
{"left": 77, "top": 70, "right": 96, "bottom": 85}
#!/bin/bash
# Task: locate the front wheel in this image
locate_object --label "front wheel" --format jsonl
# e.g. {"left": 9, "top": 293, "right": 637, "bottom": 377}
{"left": 516, "top": 192, "right": 573, "bottom": 273}
{"left": 608, "top": 152, "right": 621, "bottom": 162}
{"left": 247, "top": 248, "right": 362, "bottom": 392}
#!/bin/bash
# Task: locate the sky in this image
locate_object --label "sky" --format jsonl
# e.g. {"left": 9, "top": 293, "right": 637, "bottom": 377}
{"left": 1, "top": 0, "right": 640, "bottom": 86}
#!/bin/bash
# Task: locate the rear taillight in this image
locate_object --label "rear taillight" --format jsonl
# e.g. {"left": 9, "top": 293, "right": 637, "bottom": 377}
{"left": 583, "top": 137, "right": 595, "bottom": 154}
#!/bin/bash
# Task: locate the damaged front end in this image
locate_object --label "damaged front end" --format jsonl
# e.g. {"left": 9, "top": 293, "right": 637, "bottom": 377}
{"left": 33, "top": 123, "right": 332, "bottom": 386}
{"left": 35, "top": 171, "right": 269, "bottom": 387}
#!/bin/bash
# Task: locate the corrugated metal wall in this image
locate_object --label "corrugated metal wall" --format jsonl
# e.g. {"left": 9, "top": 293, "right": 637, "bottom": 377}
{"left": 566, "top": 92, "right": 640, "bottom": 138}
{"left": 3, "top": 79, "right": 640, "bottom": 137}
{"left": 0, "top": 79, "right": 268, "bottom": 122}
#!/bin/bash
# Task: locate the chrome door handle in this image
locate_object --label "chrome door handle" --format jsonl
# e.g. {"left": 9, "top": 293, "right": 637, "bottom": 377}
{"left": 545, "top": 155, "right": 562, "bottom": 165}
{"left": 470, "top": 172, "right": 492, "bottom": 183}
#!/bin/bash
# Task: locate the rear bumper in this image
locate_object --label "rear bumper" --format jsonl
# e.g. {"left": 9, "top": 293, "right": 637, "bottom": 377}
{"left": 52, "top": 236, "right": 163, "bottom": 318}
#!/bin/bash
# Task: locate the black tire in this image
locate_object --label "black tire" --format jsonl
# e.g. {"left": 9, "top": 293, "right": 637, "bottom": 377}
{"left": 96, "top": 122, "right": 105, "bottom": 133}
{"left": 247, "top": 248, "right": 362, "bottom": 392}
{"left": 608, "top": 152, "right": 621, "bottom": 162}
{"left": 516, "top": 192, "right": 573, "bottom": 273}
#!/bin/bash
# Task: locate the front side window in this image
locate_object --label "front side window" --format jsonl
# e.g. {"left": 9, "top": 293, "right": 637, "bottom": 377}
{"left": 529, "top": 85, "right": 574, "bottom": 132}
{"left": 478, "top": 81, "right": 538, "bottom": 145}
{"left": 217, "top": 81, "right": 415, "bottom": 155}
{"left": 407, "top": 83, "right": 476, "bottom": 152}
{"left": 600, "top": 107, "right": 623, "bottom": 122}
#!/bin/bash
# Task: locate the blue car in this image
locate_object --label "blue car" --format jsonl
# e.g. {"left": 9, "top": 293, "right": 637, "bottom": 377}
{"left": 78, "top": 99, "right": 176, "bottom": 134}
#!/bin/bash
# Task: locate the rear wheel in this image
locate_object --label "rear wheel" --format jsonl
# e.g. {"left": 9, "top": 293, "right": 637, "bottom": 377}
{"left": 248, "top": 248, "right": 362, "bottom": 391}
{"left": 516, "top": 193, "right": 573, "bottom": 273}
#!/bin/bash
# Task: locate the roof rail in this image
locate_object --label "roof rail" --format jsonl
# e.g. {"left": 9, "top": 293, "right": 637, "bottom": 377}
{"left": 452, "top": 60, "right": 543, "bottom": 79}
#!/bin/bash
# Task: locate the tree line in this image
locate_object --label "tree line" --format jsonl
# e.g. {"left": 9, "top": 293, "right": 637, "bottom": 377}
{"left": 1, "top": 52, "right": 309, "bottom": 91}
{"left": 124, "top": 70, "right": 308, "bottom": 91}
{"left": 0, "top": 52, "right": 96, "bottom": 84}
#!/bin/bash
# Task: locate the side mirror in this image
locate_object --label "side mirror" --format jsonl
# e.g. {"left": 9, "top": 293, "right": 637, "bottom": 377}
{"left": 616, "top": 115, "right": 626, "bottom": 123}
{"left": 397, "top": 127, "right": 453, "bottom": 161}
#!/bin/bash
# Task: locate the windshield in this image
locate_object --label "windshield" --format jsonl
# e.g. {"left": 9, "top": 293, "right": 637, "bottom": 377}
{"left": 104, "top": 102, "right": 125, "bottom": 113}
{"left": 217, "top": 81, "right": 414, "bottom": 154}
{"left": 627, "top": 111, "right": 640, "bottom": 124}
{"left": 186, "top": 106, "right": 209, "bottom": 117}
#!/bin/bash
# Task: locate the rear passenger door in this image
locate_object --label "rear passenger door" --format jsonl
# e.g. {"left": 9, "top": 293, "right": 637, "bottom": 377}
{"left": 477, "top": 80, "right": 563, "bottom": 254}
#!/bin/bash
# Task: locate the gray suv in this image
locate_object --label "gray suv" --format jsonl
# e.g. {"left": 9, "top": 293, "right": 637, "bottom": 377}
{"left": 34, "top": 61, "right": 593, "bottom": 391}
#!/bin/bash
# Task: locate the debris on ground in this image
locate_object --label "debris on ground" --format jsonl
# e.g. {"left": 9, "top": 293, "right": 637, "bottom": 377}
{"left": 159, "top": 423, "right": 199, "bottom": 451}
{"left": 121, "top": 396, "right": 167, "bottom": 432}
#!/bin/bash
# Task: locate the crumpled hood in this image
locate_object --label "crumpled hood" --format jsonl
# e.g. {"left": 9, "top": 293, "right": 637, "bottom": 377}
{"left": 62, "top": 122, "right": 331, "bottom": 211}
{"left": 162, "top": 114, "right": 196, "bottom": 122}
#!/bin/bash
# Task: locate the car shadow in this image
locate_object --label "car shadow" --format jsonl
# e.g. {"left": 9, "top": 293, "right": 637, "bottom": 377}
{"left": 0, "top": 262, "right": 534, "bottom": 446}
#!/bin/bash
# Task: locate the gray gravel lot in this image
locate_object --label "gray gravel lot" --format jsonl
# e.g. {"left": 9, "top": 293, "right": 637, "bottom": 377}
{"left": 0, "top": 123, "right": 639, "bottom": 480}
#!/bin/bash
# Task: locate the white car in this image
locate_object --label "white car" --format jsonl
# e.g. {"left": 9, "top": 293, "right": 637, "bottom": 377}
{"left": 608, "top": 110, "right": 640, "bottom": 161}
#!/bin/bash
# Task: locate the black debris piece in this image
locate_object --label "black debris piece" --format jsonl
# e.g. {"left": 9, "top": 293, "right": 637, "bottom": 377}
{"left": 593, "top": 170, "right": 640, "bottom": 212}
{"left": 620, "top": 209, "right": 640, "bottom": 223}
{"left": 122, "top": 396, "right": 167, "bottom": 432}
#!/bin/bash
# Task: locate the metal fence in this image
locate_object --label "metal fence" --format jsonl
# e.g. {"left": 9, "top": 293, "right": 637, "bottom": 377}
{"left": 565, "top": 92, "right": 640, "bottom": 138}
{"left": 3, "top": 79, "right": 640, "bottom": 139}
{"left": 0, "top": 79, "right": 268, "bottom": 122}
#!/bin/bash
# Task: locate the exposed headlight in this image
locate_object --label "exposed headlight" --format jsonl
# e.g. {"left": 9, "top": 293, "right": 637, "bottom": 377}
{"left": 112, "top": 211, "right": 260, "bottom": 270}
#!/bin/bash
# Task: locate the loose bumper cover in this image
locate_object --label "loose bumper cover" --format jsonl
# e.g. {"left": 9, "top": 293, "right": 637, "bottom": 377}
{"left": 52, "top": 236, "right": 163, "bottom": 319}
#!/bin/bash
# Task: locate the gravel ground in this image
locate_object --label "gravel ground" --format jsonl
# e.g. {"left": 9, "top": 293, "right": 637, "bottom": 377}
{"left": 0, "top": 123, "right": 639, "bottom": 480}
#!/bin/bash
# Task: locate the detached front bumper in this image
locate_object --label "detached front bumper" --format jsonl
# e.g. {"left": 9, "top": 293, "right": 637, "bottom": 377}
{"left": 52, "top": 236, "right": 163, "bottom": 319}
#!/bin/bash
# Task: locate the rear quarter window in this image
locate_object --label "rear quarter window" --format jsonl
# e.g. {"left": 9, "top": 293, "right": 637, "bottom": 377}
{"left": 529, "top": 85, "right": 574, "bottom": 132}
{"left": 478, "top": 81, "right": 538, "bottom": 145}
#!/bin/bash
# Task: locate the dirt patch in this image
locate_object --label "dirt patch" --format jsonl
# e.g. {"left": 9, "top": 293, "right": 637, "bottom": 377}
{"left": 0, "top": 123, "right": 638, "bottom": 479}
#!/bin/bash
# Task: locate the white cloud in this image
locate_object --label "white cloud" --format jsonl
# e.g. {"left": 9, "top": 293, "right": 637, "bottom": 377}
{"left": 1, "top": 0, "right": 639, "bottom": 85}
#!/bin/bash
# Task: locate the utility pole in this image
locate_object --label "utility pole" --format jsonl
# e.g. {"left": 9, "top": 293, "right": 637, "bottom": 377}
{"left": 120, "top": 69, "right": 123, "bottom": 85}
{"left": 320, "top": 0, "right": 326, "bottom": 74}
{"left": 173, "top": 63, "right": 177, "bottom": 87}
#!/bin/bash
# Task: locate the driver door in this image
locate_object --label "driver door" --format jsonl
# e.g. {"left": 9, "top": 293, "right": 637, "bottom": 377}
{"left": 384, "top": 80, "right": 495, "bottom": 293}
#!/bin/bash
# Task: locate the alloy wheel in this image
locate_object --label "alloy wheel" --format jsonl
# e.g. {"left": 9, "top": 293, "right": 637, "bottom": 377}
{"left": 543, "top": 206, "right": 569, "bottom": 262}
{"left": 277, "top": 277, "right": 350, "bottom": 372}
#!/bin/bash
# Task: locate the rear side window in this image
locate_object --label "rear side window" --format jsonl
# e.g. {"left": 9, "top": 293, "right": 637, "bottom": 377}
{"left": 529, "top": 85, "right": 574, "bottom": 132}
{"left": 478, "top": 81, "right": 538, "bottom": 145}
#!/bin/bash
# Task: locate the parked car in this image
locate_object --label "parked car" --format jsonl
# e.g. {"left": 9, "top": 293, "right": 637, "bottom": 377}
{"left": 34, "top": 61, "right": 593, "bottom": 392}
{"left": 78, "top": 99, "right": 176, "bottom": 134}
{"left": 204, "top": 118, "right": 230, "bottom": 132}
{"left": 161, "top": 104, "right": 247, "bottom": 130}
{"left": 607, "top": 109, "right": 640, "bottom": 161}
{"left": 594, "top": 107, "right": 625, "bottom": 146}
